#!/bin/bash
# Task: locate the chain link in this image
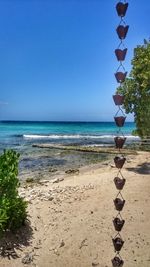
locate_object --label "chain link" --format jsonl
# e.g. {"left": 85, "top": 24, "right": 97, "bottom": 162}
{"left": 112, "top": 1, "right": 129, "bottom": 266}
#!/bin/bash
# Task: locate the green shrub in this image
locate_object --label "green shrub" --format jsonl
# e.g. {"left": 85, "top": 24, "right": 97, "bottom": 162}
{"left": 0, "top": 150, "right": 27, "bottom": 234}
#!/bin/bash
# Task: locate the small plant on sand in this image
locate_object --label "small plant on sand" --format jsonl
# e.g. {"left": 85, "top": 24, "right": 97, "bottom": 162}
{"left": 0, "top": 150, "right": 27, "bottom": 235}
{"left": 26, "top": 177, "right": 34, "bottom": 183}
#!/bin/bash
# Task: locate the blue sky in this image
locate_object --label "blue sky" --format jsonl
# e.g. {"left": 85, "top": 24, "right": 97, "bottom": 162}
{"left": 0, "top": 0, "right": 149, "bottom": 121}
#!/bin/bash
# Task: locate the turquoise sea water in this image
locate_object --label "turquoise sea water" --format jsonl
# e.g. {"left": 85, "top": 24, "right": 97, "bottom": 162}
{"left": 0, "top": 121, "right": 139, "bottom": 151}
{"left": 0, "top": 121, "right": 139, "bottom": 177}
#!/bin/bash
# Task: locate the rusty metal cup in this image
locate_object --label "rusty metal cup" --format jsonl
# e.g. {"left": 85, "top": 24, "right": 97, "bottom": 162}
{"left": 114, "top": 177, "right": 126, "bottom": 190}
{"left": 114, "top": 198, "right": 125, "bottom": 211}
{"left": 113, "top": 217, "right": 125, "bottom": 231}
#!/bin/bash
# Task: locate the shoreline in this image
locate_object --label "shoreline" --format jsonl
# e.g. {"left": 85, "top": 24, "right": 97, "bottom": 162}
{"left": 32, "top": 143, "right": 138, "bottom": 154}
{"left": 19, "top": 143, "right": 138, "bottom": 182}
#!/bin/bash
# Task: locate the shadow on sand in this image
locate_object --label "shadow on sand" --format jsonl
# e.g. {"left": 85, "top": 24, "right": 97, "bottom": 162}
{"left": 126, "top": 162, "right": 150, "bottom": 175}
{"left": 0, "top": 219, "right": 33, "bottom": 259}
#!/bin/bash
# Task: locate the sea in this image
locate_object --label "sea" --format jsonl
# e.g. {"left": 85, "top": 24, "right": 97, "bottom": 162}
{"left": 0, "top": 121, "right": 140, "bottom": 180}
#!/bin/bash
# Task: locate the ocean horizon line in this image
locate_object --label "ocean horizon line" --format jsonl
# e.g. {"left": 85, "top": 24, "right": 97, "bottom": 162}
{"left": 0, "top": 120, "right": 135, "bottom": 123}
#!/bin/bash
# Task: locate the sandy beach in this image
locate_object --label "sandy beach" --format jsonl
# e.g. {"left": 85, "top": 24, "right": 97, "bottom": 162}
{"left": 1, "top": 0, "right": 149, "bottom": 266}
{"left": 0, "top": 150, "right": 150, "bottom": 267}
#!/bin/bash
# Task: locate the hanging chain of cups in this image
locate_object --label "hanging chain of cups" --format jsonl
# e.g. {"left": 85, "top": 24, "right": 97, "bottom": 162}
{"left": 112, "top": 1, "right": 129, "bottom": 266}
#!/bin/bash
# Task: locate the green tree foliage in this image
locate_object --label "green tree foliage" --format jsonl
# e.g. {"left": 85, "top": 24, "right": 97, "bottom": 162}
{"left": 0, "top": 150, "right": 27, "bottom": 235}
{"left": 118, "top": 40, "right": 150, "bottom": 138}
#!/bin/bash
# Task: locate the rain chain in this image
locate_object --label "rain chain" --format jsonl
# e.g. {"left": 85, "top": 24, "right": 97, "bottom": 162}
{"left": 112, "top": 1, "right": 129, "bottom": 266}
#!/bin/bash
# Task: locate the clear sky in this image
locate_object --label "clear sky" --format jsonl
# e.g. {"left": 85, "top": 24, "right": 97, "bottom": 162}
{"left": 0, "top": 0, "right": 149, "bottom": 121}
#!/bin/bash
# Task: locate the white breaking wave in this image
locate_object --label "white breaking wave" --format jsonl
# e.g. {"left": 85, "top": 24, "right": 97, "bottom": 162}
{"left": 23, "top": 134, "right": 140, "bottom": 140}
{"left": 125, "top": 135, "right": 140, "bottom": 139}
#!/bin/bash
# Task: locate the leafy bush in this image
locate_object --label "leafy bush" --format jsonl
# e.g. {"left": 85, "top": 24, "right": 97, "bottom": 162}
{"left": 0, "top": 150, "right": 27, "bottom": 234}
{"left": 117, "top": 40, "right": 150, "bottom": 138}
